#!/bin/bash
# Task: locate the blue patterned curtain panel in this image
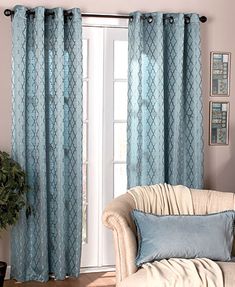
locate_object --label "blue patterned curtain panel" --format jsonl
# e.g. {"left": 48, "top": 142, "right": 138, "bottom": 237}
{"left": 11, "top": 6, "right": 83, "bottom": 282}
{"left": 127, "top": 12, "right": 203, "bottom": 189}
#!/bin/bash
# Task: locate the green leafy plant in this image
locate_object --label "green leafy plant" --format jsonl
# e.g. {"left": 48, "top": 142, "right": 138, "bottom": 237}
{"left": 0, "top": 151, "right": 30, "bottom": 230}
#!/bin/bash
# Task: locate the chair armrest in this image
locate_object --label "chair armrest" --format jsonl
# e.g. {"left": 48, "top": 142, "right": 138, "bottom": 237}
{"left": 102, "top": 193, "right": 138, "bottom": 285}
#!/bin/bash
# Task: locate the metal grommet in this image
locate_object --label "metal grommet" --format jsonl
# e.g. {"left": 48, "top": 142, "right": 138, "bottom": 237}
{"left": 185, "top": 16, "right": 190, "bottom": 24}
{"left": 26, "top": 10, "right": 35, "bottom": 18}
{"left": 169, "top": 16, "right": 174, "bottom": 24}
{"left": 69, "top": 12, "right": 73, "bottom": 20}
{"left": 148, "top": 16, "right": 153, "bottom": 23}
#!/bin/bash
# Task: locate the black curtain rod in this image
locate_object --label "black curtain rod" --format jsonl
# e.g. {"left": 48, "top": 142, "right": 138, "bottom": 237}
{"left": 4, "top": 9, "right": 207, "bottom": 23}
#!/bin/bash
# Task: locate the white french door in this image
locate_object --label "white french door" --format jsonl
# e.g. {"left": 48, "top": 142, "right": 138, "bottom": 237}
{"left": 81, "top": 24, "right": 128, "bottom": 268}
{"left": 81, "top": 27, "right": 103, "bottom": 268}
{"left": 102, "top": 28, "right": 128, "bottom": 266}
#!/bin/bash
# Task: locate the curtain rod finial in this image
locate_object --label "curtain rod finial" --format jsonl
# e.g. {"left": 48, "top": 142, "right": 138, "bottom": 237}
{"left": 4, "top": 9, "right": 13, "bottom": 17}
{"left": 200, "top": 16, "right": 207, "bottom": 23}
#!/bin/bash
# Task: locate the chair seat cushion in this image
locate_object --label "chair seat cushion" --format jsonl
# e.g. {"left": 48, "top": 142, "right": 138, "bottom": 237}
{"left": 119, "top": 261, "right": 235, "bottom": 287}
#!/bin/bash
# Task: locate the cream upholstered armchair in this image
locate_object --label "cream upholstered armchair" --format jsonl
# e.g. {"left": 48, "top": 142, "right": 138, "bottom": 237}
{"left": 103, "top": 187, "right": 235, "bottom": 287}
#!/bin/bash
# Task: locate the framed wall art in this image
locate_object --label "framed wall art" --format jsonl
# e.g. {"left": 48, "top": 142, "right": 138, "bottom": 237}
{"left": 209, "top": 101, "right": 229, "bottom": 145}
{"left": 210, "top": 52, "right": 231, "bottom": 96}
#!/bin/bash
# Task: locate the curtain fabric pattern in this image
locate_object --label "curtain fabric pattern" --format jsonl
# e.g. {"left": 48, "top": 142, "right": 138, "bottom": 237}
{"left": 11, "top": 6, "right": 83, "bottom": 282}
{"left": 127, "top": 12, "right": 203, "bottom": 189}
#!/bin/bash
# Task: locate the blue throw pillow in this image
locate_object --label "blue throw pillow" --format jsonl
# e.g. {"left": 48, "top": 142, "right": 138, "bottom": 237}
{"left": 131, "top": 209, "right": 235, "bottom": 267}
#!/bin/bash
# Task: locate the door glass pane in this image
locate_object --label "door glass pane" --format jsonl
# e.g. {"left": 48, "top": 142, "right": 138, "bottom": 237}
{"left": 114, "top": 82, "right": 127, "bottom": 120}
{"left": 114, "top": 123, "right": 127, "bottom": 161}
{"left": 114, "top": 41, "right": 128, "bottom": 79}
{"left": 82, "top": 163, "right": 88, "bottom": 243}
{"left": 83, "top": 123, "right": 88, "bottom": 162}
{"left": 83, "top": 81, "right": 88, "bottom": 121}
{"left": 114, "top": 163, "right": 127, "bottom": 198}
{"left": 83, "top": 39, "right": 88, "bottom": 79}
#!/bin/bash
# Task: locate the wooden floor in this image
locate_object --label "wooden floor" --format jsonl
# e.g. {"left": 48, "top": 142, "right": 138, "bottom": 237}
{"left": 4, "top": 272, "right": 116, "bottom": 287}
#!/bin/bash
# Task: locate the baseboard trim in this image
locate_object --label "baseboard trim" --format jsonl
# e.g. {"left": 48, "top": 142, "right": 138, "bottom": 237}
{"left": 4, "top": 265, "right": 115, "bottom": 280}
{"left": 5, "top": 266, "right": 11, "bottom": 280}
{"left": 80, "top": 266, "right": 115, "bottom": 274}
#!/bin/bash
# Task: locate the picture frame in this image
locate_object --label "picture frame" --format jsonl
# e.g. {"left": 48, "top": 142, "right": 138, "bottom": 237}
{"left": 209, "top": 101, "right": 229, "bottom": 145}
{"left": 210, "top": 52, "right": 231, "bottom": 96}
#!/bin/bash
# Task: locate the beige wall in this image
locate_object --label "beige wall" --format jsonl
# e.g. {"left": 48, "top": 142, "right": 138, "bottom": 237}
{"left": 0, "top": 0, "right": 235, "bottom": 265}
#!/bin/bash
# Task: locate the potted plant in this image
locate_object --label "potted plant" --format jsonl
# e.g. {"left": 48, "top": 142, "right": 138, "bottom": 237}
{"left": 0, "top": 151, "right": 29, "bottom": 286}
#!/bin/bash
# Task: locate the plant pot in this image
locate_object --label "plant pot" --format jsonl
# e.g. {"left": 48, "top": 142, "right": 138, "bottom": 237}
{"left": 0, "top": 262, "right": 7, "bottom": 287}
